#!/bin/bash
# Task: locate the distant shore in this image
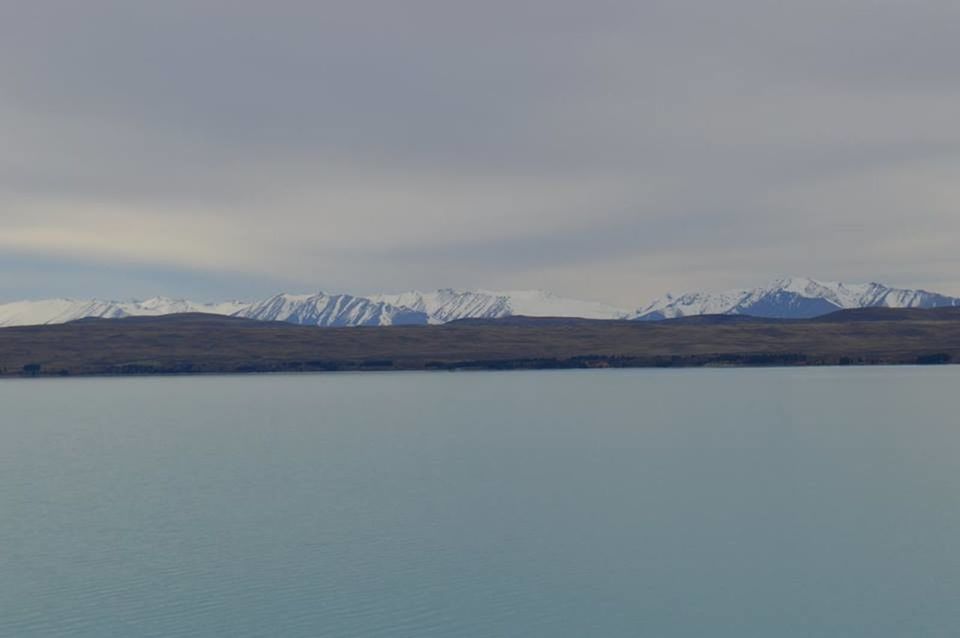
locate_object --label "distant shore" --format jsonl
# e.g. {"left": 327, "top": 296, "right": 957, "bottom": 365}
{"left": 1, "top": 308, "right": 958, "bottom": 378}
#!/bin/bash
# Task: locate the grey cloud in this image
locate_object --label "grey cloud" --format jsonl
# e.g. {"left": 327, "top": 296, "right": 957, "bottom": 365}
{"left": 1, "top": 0, "right": 959, "bottom": 304}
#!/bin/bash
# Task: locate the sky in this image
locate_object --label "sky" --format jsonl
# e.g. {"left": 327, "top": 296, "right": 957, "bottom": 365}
{"left": 2, "top": 0, "right": 959, "bottom": 307}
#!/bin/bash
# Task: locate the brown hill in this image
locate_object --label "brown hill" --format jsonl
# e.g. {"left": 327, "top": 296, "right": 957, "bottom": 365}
{"left": 2, "top": 309, "right": 959, "bottom": 377}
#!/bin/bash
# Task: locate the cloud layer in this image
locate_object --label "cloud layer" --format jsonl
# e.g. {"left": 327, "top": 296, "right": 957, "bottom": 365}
{"left": 3, "top": 0, "right": 959, "bottom": 305}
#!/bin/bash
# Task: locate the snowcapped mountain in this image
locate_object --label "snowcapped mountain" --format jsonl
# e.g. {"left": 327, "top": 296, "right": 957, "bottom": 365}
{"left": 233, "top": 289, "right": 626, "bottom": 327}
{"left": 131, "top": 297, "right": 249, "bottom": 317}
{"left": 634, "top": 277, "right": 960, "bottom": 320}
{"left": 0, "top": 289, "right": 628, "bottom": 328}
{"left": 371, "top": 289, "right": 630, "bottom": 323}
{"left": 0, "top": 294, "right": 426, "bottom": 328}
{"left": 0, "top": 297, "right": 247, "bottom": 328}
{"left": 2, "top": 278, "right": 957, "bottom": 328}
{"left": 236, "top": 293, "right": 427, "bottom": 327}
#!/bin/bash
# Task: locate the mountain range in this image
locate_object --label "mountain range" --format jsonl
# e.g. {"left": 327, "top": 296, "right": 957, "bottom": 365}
{"left": 633, "top": 277, "right": 960, "bottom": 320}
{"left": 1, "top": 278, "right": 958, "bottom": 328}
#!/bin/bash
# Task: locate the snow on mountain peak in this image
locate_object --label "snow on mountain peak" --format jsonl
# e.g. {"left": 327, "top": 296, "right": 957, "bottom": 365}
{"left": 634, "top": 277, "right": 960, "bottom": 320}
{"left": 235, "top": 292, "right": 429, "bottom": 327}
{"left": 372, "top": 289, "right": 629, "bottom": 322}
{"left": 1, "top": 278, "right": 958, "bottom": 328}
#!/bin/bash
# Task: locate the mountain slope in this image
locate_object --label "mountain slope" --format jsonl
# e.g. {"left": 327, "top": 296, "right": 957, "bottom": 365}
{"left": 372, "top": 289, "right": 629, "bottom": 323}
{"left": 0, "top": 297, "right": 247, "bottom": 327}
{"left": 634, "top": 277, "right": 960, "bottom": 320}
{"left": 235, "top": 293, "right": 428, "bottom": 327}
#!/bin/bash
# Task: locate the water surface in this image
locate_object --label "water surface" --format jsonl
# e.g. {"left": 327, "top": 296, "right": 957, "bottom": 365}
{"left": 2, "top": 367, "right": 959, "bottom": 636}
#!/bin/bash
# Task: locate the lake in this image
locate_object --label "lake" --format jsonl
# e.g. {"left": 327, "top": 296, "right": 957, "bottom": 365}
{"left": 2, "top": 367, "right": 959, "bottom": 637}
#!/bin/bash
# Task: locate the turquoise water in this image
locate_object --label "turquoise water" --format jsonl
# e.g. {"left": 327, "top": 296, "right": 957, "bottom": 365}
{"left": 2, "top": 367, "right": 959, "bottom": 637}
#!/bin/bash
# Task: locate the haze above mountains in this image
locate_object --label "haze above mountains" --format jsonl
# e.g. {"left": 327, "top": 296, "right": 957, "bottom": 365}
{"left": 2, "top": 278, "right": 959, "bottom": 329}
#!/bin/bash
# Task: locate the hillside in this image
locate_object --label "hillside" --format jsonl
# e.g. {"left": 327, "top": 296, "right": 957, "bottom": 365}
{"left": 2, "top": 308, "right": 959, "bottom": 377}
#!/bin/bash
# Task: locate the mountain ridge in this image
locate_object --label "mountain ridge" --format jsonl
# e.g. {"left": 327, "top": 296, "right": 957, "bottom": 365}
{"left": 633, "top": 277, "right": 960, "bottom": 320}
{"left": 1, "top": 278, "right": 958, "bottom": 328}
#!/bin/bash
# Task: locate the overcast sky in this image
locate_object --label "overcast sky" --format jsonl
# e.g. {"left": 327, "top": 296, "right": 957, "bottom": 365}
{"left": 2, "top": 0, "right": 959, "bottom": 306}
